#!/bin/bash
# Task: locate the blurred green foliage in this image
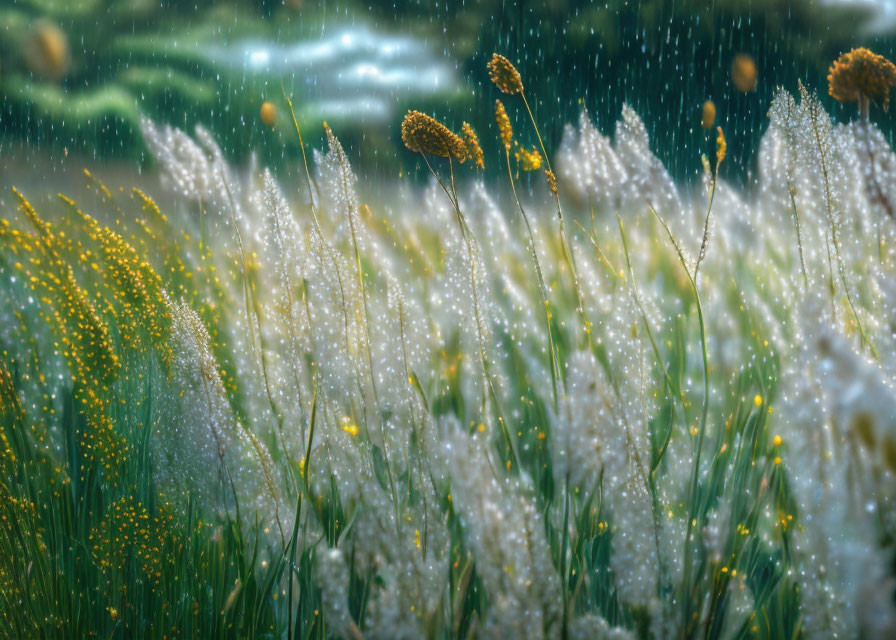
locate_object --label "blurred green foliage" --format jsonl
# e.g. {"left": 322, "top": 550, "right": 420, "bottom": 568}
{"left": 1, "top": 0, "right": 893, "bottom": 179}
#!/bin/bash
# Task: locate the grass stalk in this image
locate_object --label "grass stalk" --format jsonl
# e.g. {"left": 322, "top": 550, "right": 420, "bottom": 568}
{"left": 648, "top": 202, "right": 712, "bottom": 635}
{"left": 417, "top": 150, "right": 518, "bottom": 469}
{"left": 804, "top": 87, "right": 878, "bottom": 359}
{"left": 520, "top": 92, "right": 594, "bottom": 348}
{"left": 503, "top": 145, "right": 563, "bottom": 410}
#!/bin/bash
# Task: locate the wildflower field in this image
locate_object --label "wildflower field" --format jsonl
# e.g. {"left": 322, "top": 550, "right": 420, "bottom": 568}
{"left": 1, "top": 52, "right": 895, "bottom": 639}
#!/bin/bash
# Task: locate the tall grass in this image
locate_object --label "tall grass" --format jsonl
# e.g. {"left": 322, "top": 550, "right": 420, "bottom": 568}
{"left": 1, "top": 55, "right": 895, "bottom": 639}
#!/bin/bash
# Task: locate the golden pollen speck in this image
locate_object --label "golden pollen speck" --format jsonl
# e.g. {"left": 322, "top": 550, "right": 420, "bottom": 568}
{"left": 731, "top": 53, "right": 758, "bottom": 92}
{"left": 260, "top": 102, "right": 277, "bottom": 126}
{"left": 25, "top": 20, "right": 71, "bottom": 81}
{"left": 701, "top": 100, "right": 716, "bottom": 130}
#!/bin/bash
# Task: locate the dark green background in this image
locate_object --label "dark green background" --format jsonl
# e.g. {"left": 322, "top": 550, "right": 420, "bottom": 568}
{"left": 2, "top": 0, "right": 894, "bottom": 185}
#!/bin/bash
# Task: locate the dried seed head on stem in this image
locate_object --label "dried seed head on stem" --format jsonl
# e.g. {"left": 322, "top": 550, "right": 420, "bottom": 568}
{"left": 461, "top": 122, "right": 484, "bottom": 169}
{"left": 544, "top": 170, "right": 559, "bottom": 197}
{"left": 495, "top": 100, "right": 514, "bottom": 150}
{"left": 715, "top": 126, "right": 727, "bottom": 166}
{"left": 701, "top": 100, "right": 716, "bottom": 130}
{"left": 399, "top": 106, "right": 518, "bottom": 471}
{"left": 401, "top": 110, "right": 466, "bottom": 160}
{"left": 488, "top": 53, "right": 524, "bottom": 95}
{"left": 828, "top": 47, "right": 896, "bottom": 113}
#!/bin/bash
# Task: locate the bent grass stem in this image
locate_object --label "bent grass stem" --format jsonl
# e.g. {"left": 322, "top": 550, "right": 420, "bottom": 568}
{"left": 648, "top": 203, "right": 711, "bottom": 635}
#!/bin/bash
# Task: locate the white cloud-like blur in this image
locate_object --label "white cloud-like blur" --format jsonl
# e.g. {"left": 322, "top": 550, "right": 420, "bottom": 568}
{"left": 204, "top": 25, "right": 459, "bottom": 124}
{"left": 821, "top": 0, "right": 896, "bottom": 33}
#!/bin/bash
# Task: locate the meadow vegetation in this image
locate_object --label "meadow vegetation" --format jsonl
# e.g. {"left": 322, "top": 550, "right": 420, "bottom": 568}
{"left": 1, "top": 51, "right": 895, "bottom": 639}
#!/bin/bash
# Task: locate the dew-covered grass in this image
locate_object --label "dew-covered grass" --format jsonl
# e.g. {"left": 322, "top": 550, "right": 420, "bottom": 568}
{"left": 1, "top": 64, "right": 895, "bottom": 639}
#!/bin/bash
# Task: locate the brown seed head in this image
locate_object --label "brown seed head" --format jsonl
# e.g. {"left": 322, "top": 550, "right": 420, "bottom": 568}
{"left": 544, "top": 170, "right": 558, "bottom": 197}
{"left": 495, "top": 100, "right": 513, "bottom": 150}
{"left": 701, "top": 100, "right": 716, "bottom": 131}
{"left": 731, "top": 54, "right": 758, "bottom": 93}
{"left": 461, "top": 122, "right": 484, "bottom": 169}
{"left": 715, "top": 126, "right": 727, "bottom": 165}
{"left": 401, "top": 110, "right": 466, "bottom": 159}
{"left": 259, "top": 101, "right": 276, "bottom": 126}
{"left": 25, "top": 20, "right": 70, "bottom": 81}
{"left": 828, "top": 47, "right": 896, "bottom": 110}
{"left": 488, "top": 53, "right": 524, "bottom": 95}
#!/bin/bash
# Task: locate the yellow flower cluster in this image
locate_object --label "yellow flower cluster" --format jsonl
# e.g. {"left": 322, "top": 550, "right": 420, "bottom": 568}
{"left": 89, "top": 496, "right": 180, "bottom": 589}
{"left": 828, "top": 47, "right": 896, "bottom": 109}
{"left": 0, "top": 361, "right": 20, "bottom": 422}
{"left": 132, "top": 188, "right": 186, "bottom": 298}
{"left": 7, "top": 190, "right": 120, "bottom": 382}
{"left": 3, "top": 190, "right": 128, "bottom": 479}
{"left": 132, "top": 188, "right": 232, "bottom": 384}
{"left": 514, "top": 144, "right": 543, "bottom": 171}
{"left": 61, "top": 196, "right": 173, "bottom": 373}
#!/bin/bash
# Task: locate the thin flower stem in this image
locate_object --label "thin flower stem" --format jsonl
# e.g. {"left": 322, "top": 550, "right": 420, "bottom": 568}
{"left": 649, "top": 203, "right": 710, "bottom": 633}
{"left": 693, "top": 175, "right": 716, "bottom": 284}
{"left": 573, "top": 218, "right": 622, "bottom": 282}
{"left": 808, "top": 102, "right": 879, "bottom": 359}
{"left": 520, "top": 92, "right": 593, "bottom": 348}
{"left": 335, "top": 140, "right": 401, "bottom": 536}
{"left": 788, "top": 186, "right": 810, "bottom": 288}
{"left": 419, "top": 151, "right": 518, "bottom": 470}
{"left": 617, "top": 215, "right": 685, "bottom": 469}
{"left": 504, "top": 147, "right": 563, "bottom": 410}
{"left": 285, "top": 96, "right": 366, "bottom": 436}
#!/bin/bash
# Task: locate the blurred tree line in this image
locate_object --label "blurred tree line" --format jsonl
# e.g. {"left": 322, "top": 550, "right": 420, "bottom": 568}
{"left": 1, "top": 0, "right": 892, "bottom": 183}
